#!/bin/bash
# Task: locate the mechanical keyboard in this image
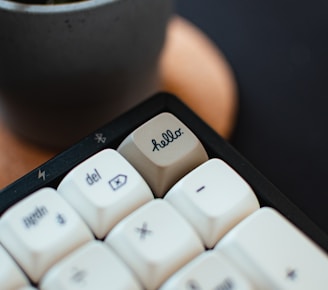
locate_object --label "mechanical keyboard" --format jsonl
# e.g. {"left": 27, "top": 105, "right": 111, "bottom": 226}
{"left": 0, "top": 92, "right": 327, "bottom": 290}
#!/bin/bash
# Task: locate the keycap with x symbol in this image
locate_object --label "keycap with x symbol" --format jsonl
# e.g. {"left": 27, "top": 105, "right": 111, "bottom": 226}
{"left": 105, "top": 199, "right": 204, "bottom": 290}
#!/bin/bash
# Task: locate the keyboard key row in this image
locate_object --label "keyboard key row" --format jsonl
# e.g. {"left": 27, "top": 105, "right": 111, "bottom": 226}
{"left": 1, "top": 112, "right": 328, "bottom": 289}
{"left": 0, "top": 153, "right": 260, "bottom": 288}
{"left": 3, "top": 203, "right": 327, "bottom": 289}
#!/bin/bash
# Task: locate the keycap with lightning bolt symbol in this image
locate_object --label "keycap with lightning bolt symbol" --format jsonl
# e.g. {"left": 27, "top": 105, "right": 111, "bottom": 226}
{"left": 38, "top": 169, "right": 46, "bottom": 181}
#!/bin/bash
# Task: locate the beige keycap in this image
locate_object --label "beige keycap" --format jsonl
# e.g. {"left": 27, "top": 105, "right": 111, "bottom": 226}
{"left": 117, "top": 112, "right": 208, "bottom": 197}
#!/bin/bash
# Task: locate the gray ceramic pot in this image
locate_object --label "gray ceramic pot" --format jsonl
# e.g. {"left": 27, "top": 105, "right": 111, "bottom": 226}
{"left": 0, "top": 0, "right": 173, "bottom": 148}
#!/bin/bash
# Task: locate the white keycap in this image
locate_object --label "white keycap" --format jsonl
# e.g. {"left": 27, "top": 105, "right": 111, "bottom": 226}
{"left": 58, "top": 149, "right": 153, "bottom": 239}
{"left": 0, "top": 187, "right": 94, "bottom": 283}
{"left": 165, "top": 158, "right": 259, "bottom": 248}
{"left": 118, "top": 112, "right": 208, "bottom": 197}
{"left": 0, "top": 244, "right": 29, "bottom": 289}
{"left": 159, "top": 251, "right": 254, "bottom": 290}
{"left": 215, "top": 207, "right": 328, "bottom": 290}
{"left": 105, "top": 199, "right": 204, "bottom": 290}
{"left": 40, "top": 241, "right": 142, "bottom": 290}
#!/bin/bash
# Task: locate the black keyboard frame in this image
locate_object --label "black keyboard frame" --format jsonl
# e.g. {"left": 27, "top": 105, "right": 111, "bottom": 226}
{"left": 1, "top": 92, "right": 327, "bottom": 252}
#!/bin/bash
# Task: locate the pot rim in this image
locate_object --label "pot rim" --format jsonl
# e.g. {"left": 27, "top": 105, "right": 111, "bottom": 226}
{"left": 0, "top": 0, "right": 119, "bottom": 14}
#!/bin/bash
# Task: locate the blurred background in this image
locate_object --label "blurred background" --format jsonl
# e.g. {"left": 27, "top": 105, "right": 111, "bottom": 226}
{"left": 175, "top": 0, "right": 328, "bottom": 234}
